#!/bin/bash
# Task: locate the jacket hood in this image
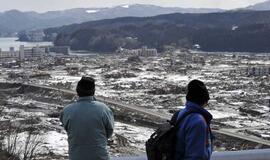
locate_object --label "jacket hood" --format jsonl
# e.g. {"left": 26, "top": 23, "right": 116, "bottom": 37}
{"left": 185, "top": 101, "right": 213, "bottom": 124}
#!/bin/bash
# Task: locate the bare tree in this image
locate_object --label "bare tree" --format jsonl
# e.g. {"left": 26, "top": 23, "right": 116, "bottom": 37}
{"left": 2, "top": 116, "right": 43, "bottom": 160}
{"left": 22, "top": 129, "right": 43, "bottom": 160}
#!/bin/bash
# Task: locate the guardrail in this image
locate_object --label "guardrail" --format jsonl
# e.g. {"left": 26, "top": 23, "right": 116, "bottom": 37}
{"left": 112, "top": 149, "right": 270, "bottom": 160}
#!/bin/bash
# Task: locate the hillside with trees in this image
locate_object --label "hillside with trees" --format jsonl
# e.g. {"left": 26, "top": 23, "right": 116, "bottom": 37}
{"left": 45, "top": 10, "right": 270, "bottom": 53}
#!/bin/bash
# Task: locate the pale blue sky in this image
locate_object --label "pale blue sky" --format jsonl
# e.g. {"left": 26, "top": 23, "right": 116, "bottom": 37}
{"left": 0, "top": 0, "right": 267, "bottom": 12}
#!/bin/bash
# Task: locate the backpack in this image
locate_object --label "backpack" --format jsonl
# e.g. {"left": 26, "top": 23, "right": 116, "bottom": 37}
{"left": 145, "top": 111, "right": 195, "bottom": 160}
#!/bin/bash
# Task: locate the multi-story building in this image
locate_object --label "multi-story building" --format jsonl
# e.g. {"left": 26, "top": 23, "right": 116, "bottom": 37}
{"left": 0, "top": 45, "right": 70, "bottom": 60}
{"left": 24, "top": 47, "right": 34, "bottom": 58}
{"left": 0, "top": 48, "right": 19, "bottom": 58}
{"left": 121, "top": 46, "right": 158, "bottom": 57}
{"left": 32, "top": 46, "right": 46, "bottom": 57}
{"left": 247, "top": 66, "right": 270, "bottom": 76}
{"left": 19, "top": 45, "right": 25, "bottom": 60}
{"left": 20, "top": 45, "right": 45, "bottom": 59}
{"left": 48, "top": 46, "right": 70, "bottom": 55}
{"left": 138, "top": 46, "right": 158, "bottom": 57}
{"left": 9, "top": 47, "right": 16, "bottom": 57}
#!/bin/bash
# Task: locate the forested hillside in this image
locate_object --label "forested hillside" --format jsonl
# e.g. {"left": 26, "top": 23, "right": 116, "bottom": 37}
{"left": 45, "top": 10, "right": 270, "bottom": 53}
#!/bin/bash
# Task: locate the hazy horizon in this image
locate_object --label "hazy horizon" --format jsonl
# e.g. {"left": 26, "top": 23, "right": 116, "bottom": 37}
{"left": 0, "top": 0, "right": 267, "bottom": 13}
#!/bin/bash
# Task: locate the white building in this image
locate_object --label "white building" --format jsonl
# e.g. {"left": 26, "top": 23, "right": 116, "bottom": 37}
{"left": 0, "top": 50, "right": 18, "bottom": 58}
{"left": 21, "top": 45, "right": 46, "bottom": 59}
{"left": 0, "top": 45, "right": 47, "bottom": 60}
{"left": 32, "top": 46, "right": 46, "bottom": 57}
{"left": 121, "top": 46, "right": 158, "bottom": 57}
{"left": 138, "top": 46, "right": 158, "bottom": 57}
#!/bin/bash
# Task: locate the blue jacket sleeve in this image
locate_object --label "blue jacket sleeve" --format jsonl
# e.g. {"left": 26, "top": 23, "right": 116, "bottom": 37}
{"left": 184, "top": 115, "right": 210, "bottom": 160}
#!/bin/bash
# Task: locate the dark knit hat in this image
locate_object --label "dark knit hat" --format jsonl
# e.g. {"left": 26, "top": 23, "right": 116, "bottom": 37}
{"left": 186, "top": 79, "right": 210, "bottom": 106}
{"left": 76, "top": 76, "right": 95, "bottom": 97}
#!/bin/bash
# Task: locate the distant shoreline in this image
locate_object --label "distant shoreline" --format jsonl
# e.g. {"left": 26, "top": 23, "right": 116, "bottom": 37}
{"left": 0, "top": 37, "right": 52, "bottom": 51}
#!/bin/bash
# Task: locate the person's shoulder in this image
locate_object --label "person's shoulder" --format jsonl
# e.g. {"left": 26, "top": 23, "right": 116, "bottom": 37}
{"left": 62, "top": 101, "right": 77, "bottom": 113}
{"left": 92, "top": 100, "right": 106, "bottom": 106}
{"left": 186, "top": 113, "right": 207, "bottom": 127}
{"left": 93, "top": 101, "right": 110, "bottom": 110}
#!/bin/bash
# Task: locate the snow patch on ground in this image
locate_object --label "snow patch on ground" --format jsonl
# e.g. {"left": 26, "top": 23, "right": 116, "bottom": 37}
{"left": 223, "top": 119, "right": 269, "bottom": 128}
{"left": 41, "top": 131, "right": 68, "bottom": 156}
{"left": 86, "top": 10, "right": 99, "bottom": 13}
{"left": 139, "top": 72, "right": 160, "bottom": 80}
{"left": 166, "top": 75, "right": 200, "bottom": 83}
{"left": 49, "top": 75, "right": 81, "bottom": 84}
{"left": 118, "top": 77, "right": 142, "bottom": 82}
{"left": 208, "top": 110, "right": 237, "bottom": 119}
{"left": 121, "top": 5, "right": 130, "bottom": 8}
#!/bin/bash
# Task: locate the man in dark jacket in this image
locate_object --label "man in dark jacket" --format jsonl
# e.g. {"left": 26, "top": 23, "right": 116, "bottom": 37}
{"left": 174, "top": 79, "right": 213, "bottom": 160}
{"left": 60, "top": 77, "right": 114, "bottom": 160}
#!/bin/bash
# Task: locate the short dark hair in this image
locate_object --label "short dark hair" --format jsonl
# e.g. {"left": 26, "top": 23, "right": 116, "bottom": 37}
{"left": 186, "top": 79, "right": 210, "bottom": 106}
{"left": 76, "top": 77, "right": 95, "bottom": 97}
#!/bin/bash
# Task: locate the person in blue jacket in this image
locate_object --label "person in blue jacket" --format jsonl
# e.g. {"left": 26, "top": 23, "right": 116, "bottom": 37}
{"left": 60, "top": 77, "right": 114, "bottom": 160}
{"left": 174, "top": 79, "right": 213, "bottom": 160}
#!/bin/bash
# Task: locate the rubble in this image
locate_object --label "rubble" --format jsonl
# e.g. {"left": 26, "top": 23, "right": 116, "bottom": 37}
{"left": 104, "top": 71, "right": 137, "bottom": 79}
{"left": 126, "top": 55, "right": 142, "bottom": 63}
{"left": 0, "top": 51, "right": 269, "bottom": 159}
{"left": 147, "top": 84, "right": 186, "bottom": 95}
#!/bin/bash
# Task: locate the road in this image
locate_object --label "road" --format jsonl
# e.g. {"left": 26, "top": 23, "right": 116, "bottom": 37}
{"left": 27, "top": 83, "right": 172, "bottom": 120}
{"left": 217, "top": 129, "right": 270, "bottom": 146}
{"left": 221, "top": 126, "right": 270, "bottom": 132}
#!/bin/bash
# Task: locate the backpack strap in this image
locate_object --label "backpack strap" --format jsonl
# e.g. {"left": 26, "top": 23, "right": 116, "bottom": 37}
{"left": 173, "top": 110, "right": 213, "bottom": 143}
{"left": 171, "top": 110, "right": 199, "bottom": 131}
{"left": 170, "top": 110, "right": 180, "bottom": 125}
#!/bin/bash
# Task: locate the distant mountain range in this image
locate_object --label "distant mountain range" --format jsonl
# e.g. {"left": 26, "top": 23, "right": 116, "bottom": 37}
{"left": 1, "top": 2, "right": 270, "bottom": 35}
{"left": 246, "top": 0, "right": 270, "bottom": 10}
{"left": 45, "top": 10, "right": 270, "bottom": 53}
{"left": 0, "top": 4, "right": 224, "bottom": 35}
